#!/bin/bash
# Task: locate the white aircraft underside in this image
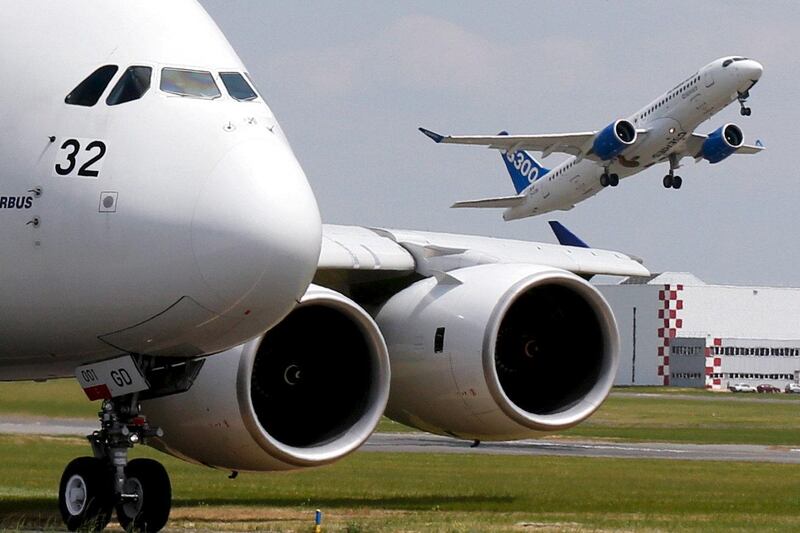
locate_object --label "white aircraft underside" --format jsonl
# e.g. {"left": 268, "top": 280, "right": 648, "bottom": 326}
{"left": 422, "top": 56, "right": 764, "bottom": 220}
{"left": 0, "top": 1, "right": 651, "bottom": 531}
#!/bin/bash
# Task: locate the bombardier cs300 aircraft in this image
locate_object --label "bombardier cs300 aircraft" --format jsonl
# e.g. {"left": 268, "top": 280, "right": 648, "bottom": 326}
{"left": 420, "top": 56, "right": 764, "bottom": 220}
{"left": 1, "top": 2, "right": 649, "bottom": 531}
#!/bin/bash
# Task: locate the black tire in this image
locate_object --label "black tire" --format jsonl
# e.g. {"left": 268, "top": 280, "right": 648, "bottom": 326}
{"left": 116, "top": 458, "right": 172, "bottom": 533}
{"left": 59, "top": 457, "right": 113, "bottom": 532}
{"left": 663, "top": 174, "right": 673, "bottom": 188}
{"left": 609, "top": 174, "right": 619, "bottom": 187}
{"left": 672, "top": 176, "right": 683, "bottom": 189}
{"left": 600, "top": 174, "right": 609, "bottom": 187}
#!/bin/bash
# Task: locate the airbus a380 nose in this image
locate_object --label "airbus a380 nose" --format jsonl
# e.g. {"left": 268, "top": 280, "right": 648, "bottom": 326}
{"left": 0, "top": 1, "right": 322, "bottom": 376}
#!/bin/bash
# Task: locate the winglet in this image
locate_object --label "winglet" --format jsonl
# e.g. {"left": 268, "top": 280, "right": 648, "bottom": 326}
{"left": 419, "top": 127, "right": 445, "bottom": 143}
{"left": 548, "top": 221, "right": 589, "bottom": 248}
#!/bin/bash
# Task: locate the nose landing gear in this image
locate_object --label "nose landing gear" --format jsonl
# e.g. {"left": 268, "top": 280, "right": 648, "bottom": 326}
{"left": 738, "top": 90, "right": 752, "bottom": 116}
{"left": 58, "top": 397, "right": 171, "bottom": 532}
{"left": 663, "top": 154, "right": 682, "bottom": 190}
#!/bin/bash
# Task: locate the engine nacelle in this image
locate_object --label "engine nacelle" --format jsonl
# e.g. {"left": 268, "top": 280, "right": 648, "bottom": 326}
{"left": 701, "top": 123, "right": 743, "bottom": 163}
{"left": 143, "top": 285, "right": 390, "bottom": 471}
{"left": 592, "top": 119, "right": 637, "bottom": 161}
{"left": 375, "top": 264, "right": 618, "bottom": 441}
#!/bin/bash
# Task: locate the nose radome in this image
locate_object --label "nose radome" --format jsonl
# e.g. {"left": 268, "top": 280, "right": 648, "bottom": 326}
{"left": 192, "top": 137, "right": 322, "bottom": 328}
{"left": 740, "top": 59, "right": 763, "bottom": 81}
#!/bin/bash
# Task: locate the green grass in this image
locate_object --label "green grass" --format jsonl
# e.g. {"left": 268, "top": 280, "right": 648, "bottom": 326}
{"left": 0, "top": 434, "right": 799, "bottom": 531}
{"left": 0, "top": 380, "right": 98, "bottom": 419}
{"left": 563, "top": 394, "right": 800, "bottom": 445}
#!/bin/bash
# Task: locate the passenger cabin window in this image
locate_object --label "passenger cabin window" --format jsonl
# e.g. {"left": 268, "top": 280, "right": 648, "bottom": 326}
{"left": 107, "top": 66, "right": 152, "bottom": 106}
{"left": 160, "top": 68, "right": 220, "bottom": 99}
{"left": 65, "top": 65, "right": 119, "bottom": 107}
{"left": 220, "top": 72, "right": 258, "bottom": 101}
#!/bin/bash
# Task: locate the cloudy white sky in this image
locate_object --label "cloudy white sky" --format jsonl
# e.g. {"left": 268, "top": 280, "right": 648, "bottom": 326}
{"left": 201, "top": 1, "right": 799, "bottom": 286}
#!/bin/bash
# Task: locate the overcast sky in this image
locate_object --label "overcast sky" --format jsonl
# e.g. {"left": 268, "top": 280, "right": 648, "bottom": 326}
{"left": 200, "top": 1, "right": 799, "bottom": 287}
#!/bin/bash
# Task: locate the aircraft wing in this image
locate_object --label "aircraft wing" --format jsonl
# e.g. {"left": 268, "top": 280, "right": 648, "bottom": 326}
{"left": 420, "top": 127, "right": 597, "bottom": 158}
{"left": 683, "top": 132, "right": 765, "bottom": 160}
{"left": 317, "top": 224, "right": 650, "bottom": 280}
{"left": 451, "top": 195, "right": 526, "bottom": 209}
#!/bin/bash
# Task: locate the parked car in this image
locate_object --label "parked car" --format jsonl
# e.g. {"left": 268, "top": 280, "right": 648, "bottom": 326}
{"left": 757, "top": 384, "right": 781, "bottom": 393}
{"left": 785, "top": 383, "right": 800, "bottom": 394}
{"left": 729, "top": 383, "right": 757, "bottom": 393}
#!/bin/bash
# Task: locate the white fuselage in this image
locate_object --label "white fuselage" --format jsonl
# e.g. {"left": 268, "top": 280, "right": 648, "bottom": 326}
{"left": 504, "top": 58, "right": 762, "bottom": 220}
{"left": 0, "top": 1, "right": 322, "bottom": 379}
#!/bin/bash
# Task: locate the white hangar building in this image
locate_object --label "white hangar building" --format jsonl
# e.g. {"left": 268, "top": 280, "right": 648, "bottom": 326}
{"left": 597, "top": 273, "right": 800, "bottom": 390}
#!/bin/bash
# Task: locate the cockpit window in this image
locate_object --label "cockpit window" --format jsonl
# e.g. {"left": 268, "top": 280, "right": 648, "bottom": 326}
{"left": 723, "top": 57, "right": 748, "bottom": 68}
{"left": 160, "top": 68, "right": 220, "bottom": 99}
{"left": 219, "top": 72, "right": 258, "bottom": 101}
{"left": 65, "top": 65, "right": 119, "bottom": 106}
{"left": 107, "top": 66, "right": 152, "bottom": 106}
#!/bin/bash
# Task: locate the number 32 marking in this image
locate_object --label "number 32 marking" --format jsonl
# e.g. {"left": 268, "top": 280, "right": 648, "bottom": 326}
{"left": 54, "top": 138, "right": 107, "bottom": 178}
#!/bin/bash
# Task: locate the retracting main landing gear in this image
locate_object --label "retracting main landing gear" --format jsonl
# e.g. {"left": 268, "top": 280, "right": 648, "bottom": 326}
{"left": 662, "top": 154, "right": 682, "bottom": 190}
{"left": 599, "top": 169, "right": 619, "bottom": 188}
{"left": 738, "top": 90, "right": 752, "bottom": 116}
{"left": 58, "top": 395, "right": 170, "bottom": 532}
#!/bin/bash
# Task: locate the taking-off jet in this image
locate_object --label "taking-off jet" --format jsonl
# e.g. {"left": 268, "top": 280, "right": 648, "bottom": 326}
{"left": 421, "top": 57, "right": 764, "bottom": 220}
{"left": 1, "top": 2, "right": 649, "bottom": 531}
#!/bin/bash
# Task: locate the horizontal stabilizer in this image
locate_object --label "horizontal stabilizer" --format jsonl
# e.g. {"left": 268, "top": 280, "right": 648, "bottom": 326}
{"left": 451, "top": 195, "right": 526, "bottom": 209}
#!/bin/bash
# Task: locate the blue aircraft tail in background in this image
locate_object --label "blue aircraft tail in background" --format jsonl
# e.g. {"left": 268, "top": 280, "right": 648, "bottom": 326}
{"left": 548, "top": 221, "right": 589, "bottom": 248}
{"left": 498, "top": 131, "right": 551, "bottom": 194}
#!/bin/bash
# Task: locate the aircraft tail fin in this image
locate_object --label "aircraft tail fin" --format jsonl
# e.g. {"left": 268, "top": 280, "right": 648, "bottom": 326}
{"left": 499, "top": 131, "right": 550, "bottom": 194}
{"left": 548, "top": 221, "right": 589, "bottom": 248}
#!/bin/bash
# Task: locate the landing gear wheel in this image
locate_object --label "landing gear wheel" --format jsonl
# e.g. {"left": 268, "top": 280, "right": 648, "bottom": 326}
{"left": 600, "top": 173, "right": 609, "bottom": 187}
{"left": 663, "top": 174, "right": 673, "bottom": 188}
{"left": 740, "top": 107, "right": 752, "bottom": 116}
{"left": 672, "top": 176, "right": 683, "bottom": 189}
{"left": 608, "top": 174, "right": 619, "bottom": 187}
{"left": 116, "top": 458, "right": 172, "bottom": 533}
{"left": 59, "top": 457, "right": 113, "bottom": 532}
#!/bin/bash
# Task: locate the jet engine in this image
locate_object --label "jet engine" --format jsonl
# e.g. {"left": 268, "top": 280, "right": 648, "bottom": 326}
{"left": 143, "top": 285, "right": 390, "bottom": 471}
{"left": 375, "top": 264, "right": 618, "bottom": 441}
{"left": 592, "top": 119, "right": 637, "bottom": 160}
{"left": 701, "top": 123, "right": 743, "bottom": 163}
